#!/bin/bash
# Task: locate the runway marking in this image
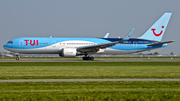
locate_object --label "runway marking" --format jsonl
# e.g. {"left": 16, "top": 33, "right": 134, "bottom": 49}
{"left": 0, "top": 79, "right": 180, "bottom": 82}
{"left": 1, "top": 60, "right": 180, "bottom": 62}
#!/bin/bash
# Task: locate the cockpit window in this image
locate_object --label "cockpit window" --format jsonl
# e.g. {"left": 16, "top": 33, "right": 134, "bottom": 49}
{"left": 7, "top": 41, "right": 13, "bottom": 44}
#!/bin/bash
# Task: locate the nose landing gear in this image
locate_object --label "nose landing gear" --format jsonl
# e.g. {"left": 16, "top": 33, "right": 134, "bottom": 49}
{"left": 16, "top": 55, "right": 19, "bottom": 61}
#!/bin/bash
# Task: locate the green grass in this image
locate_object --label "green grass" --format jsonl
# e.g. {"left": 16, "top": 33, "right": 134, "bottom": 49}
{"left": 0, "top": 62, "right": 180, "bottom": 79}
{"left": 0, "top": 81, "right": 180, "bottom": 100}
{"left": 0, "top": 62, "right": 180, "bottom": 66}
{"left": 0, "top": 62, "right": 179, "bottom": 100}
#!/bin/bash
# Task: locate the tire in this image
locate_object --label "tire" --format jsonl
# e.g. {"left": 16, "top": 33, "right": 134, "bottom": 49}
{"left": 83, "top": 57, "right": 87, "bottom": 60}
{"left": 90, "top": 57, "right": 94, "bottom": 60}
{"left": 83, "top": 57, "right": 94, "bottom": 60}
{"left": 16, "top": 57, "right": 19, "bottom": 61}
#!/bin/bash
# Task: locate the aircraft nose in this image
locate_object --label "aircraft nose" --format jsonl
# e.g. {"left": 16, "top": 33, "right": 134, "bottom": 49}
{"left": 3, "top": 44, "right": 6, "bottom": 48}
{"left": 3, "top": 44, "right": 8, "bottom": 49}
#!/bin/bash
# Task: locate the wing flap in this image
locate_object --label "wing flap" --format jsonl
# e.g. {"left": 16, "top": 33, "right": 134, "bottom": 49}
{"left": 77, "top": 41, "right": 117, "bottom": 52}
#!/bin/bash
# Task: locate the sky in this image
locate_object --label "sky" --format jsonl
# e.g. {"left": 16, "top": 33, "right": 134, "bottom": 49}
{"left": 0, "top": 0, "right": 179, "bottom": 55}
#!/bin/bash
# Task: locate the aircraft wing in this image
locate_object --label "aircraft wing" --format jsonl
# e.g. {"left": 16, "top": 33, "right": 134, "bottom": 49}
{"left": 147, "top": 41, "right": 174, "bottom": 46}
{"left": 77, "top": 41, "right": 118, "bottom": 52}
{"left": 77, "top": 30, "right": 134, "bottom": 52}
{"left": 104, "top": 33, "right": 109, "bottom": 38}
{"left": 123, "top": 28, "right": 135, "bottom": 40}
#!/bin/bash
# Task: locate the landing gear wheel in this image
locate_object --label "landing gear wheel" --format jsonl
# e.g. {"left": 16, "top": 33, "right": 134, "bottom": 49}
{"left": 16, "top": 57, "right": 19, "bottom": 61}
{"left": 83, "top": 57, "right": 86, "bottom": 60}
{"left": 82, "top": 56, "right": 94, "bottom": 60}
{"left": 83, "top": 57, "right": 88, "bottom": 60}
{"left": 90, "top": 57, "right": 94, "bottom": 60}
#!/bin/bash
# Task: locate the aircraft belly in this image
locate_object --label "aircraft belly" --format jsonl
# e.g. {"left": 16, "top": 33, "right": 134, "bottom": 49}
{"left": 102, "top": 48, "right": 137, "bottom": 55}
{"left": 5, "top": 47, "right": 61, "bottom": 54}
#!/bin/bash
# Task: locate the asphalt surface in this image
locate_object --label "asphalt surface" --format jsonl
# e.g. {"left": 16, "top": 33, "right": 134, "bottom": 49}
{"left": 0, "top": 79, "right": 180, "bottom": 82}
{"left": 1, "top": 59, "right": 180, "bottom": 62}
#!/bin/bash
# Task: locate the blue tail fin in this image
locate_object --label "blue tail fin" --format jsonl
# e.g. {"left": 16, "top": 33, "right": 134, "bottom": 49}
{"left": 139, "top": 13, "right": 172, "bottom": 41}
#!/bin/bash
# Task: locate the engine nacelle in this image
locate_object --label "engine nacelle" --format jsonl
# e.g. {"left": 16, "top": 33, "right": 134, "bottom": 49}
{"left": 60, "top": 48, "right": 77, "bottom": 57}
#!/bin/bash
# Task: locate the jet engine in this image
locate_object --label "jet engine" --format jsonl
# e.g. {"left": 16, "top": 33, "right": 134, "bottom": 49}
{"left": 60, "top": 48, "right": 77, "bottom": 57}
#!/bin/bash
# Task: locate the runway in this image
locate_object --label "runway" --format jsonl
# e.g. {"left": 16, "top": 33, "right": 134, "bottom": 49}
{"left": 0, "top": 79, "right": 180, "bottom": 82}
{"left": 1, "top": 59, "right": 180, "bottom": 62}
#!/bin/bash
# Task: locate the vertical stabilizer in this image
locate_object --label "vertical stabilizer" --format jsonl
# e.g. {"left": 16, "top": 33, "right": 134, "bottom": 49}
{"left": 139, "top": 13, "right": 172, "bottom": 41}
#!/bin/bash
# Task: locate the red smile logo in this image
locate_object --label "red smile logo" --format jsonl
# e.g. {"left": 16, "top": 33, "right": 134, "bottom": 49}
{"left": 151, "top": 26, "right": 164, "bottom": 36}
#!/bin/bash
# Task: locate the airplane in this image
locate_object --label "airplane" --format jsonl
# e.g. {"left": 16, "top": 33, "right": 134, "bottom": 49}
{"left": 3, "top": 13, "right": 174, "bottom": 61}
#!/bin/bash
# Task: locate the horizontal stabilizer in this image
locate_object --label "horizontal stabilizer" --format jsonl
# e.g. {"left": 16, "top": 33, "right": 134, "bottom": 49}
{"left": 147, "top": 41, "right": 174, "bottom": 46}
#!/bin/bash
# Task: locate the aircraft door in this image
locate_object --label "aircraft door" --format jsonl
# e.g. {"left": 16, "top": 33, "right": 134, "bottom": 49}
{"left": 19, "top": 40, "right": 23, "bottom": 47}
{"left": 52, "top": 41, "right": 56, "bottom": 47}
{"left": 133, "top": 41, "right": 137, "bottom": 48}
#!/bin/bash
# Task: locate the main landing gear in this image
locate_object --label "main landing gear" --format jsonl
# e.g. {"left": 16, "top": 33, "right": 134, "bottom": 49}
{"left": 82, "top": 56, "right": 94, "bottom": 60}
{"left": 82, "top": 53, "right": 94, "bottom": 60}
